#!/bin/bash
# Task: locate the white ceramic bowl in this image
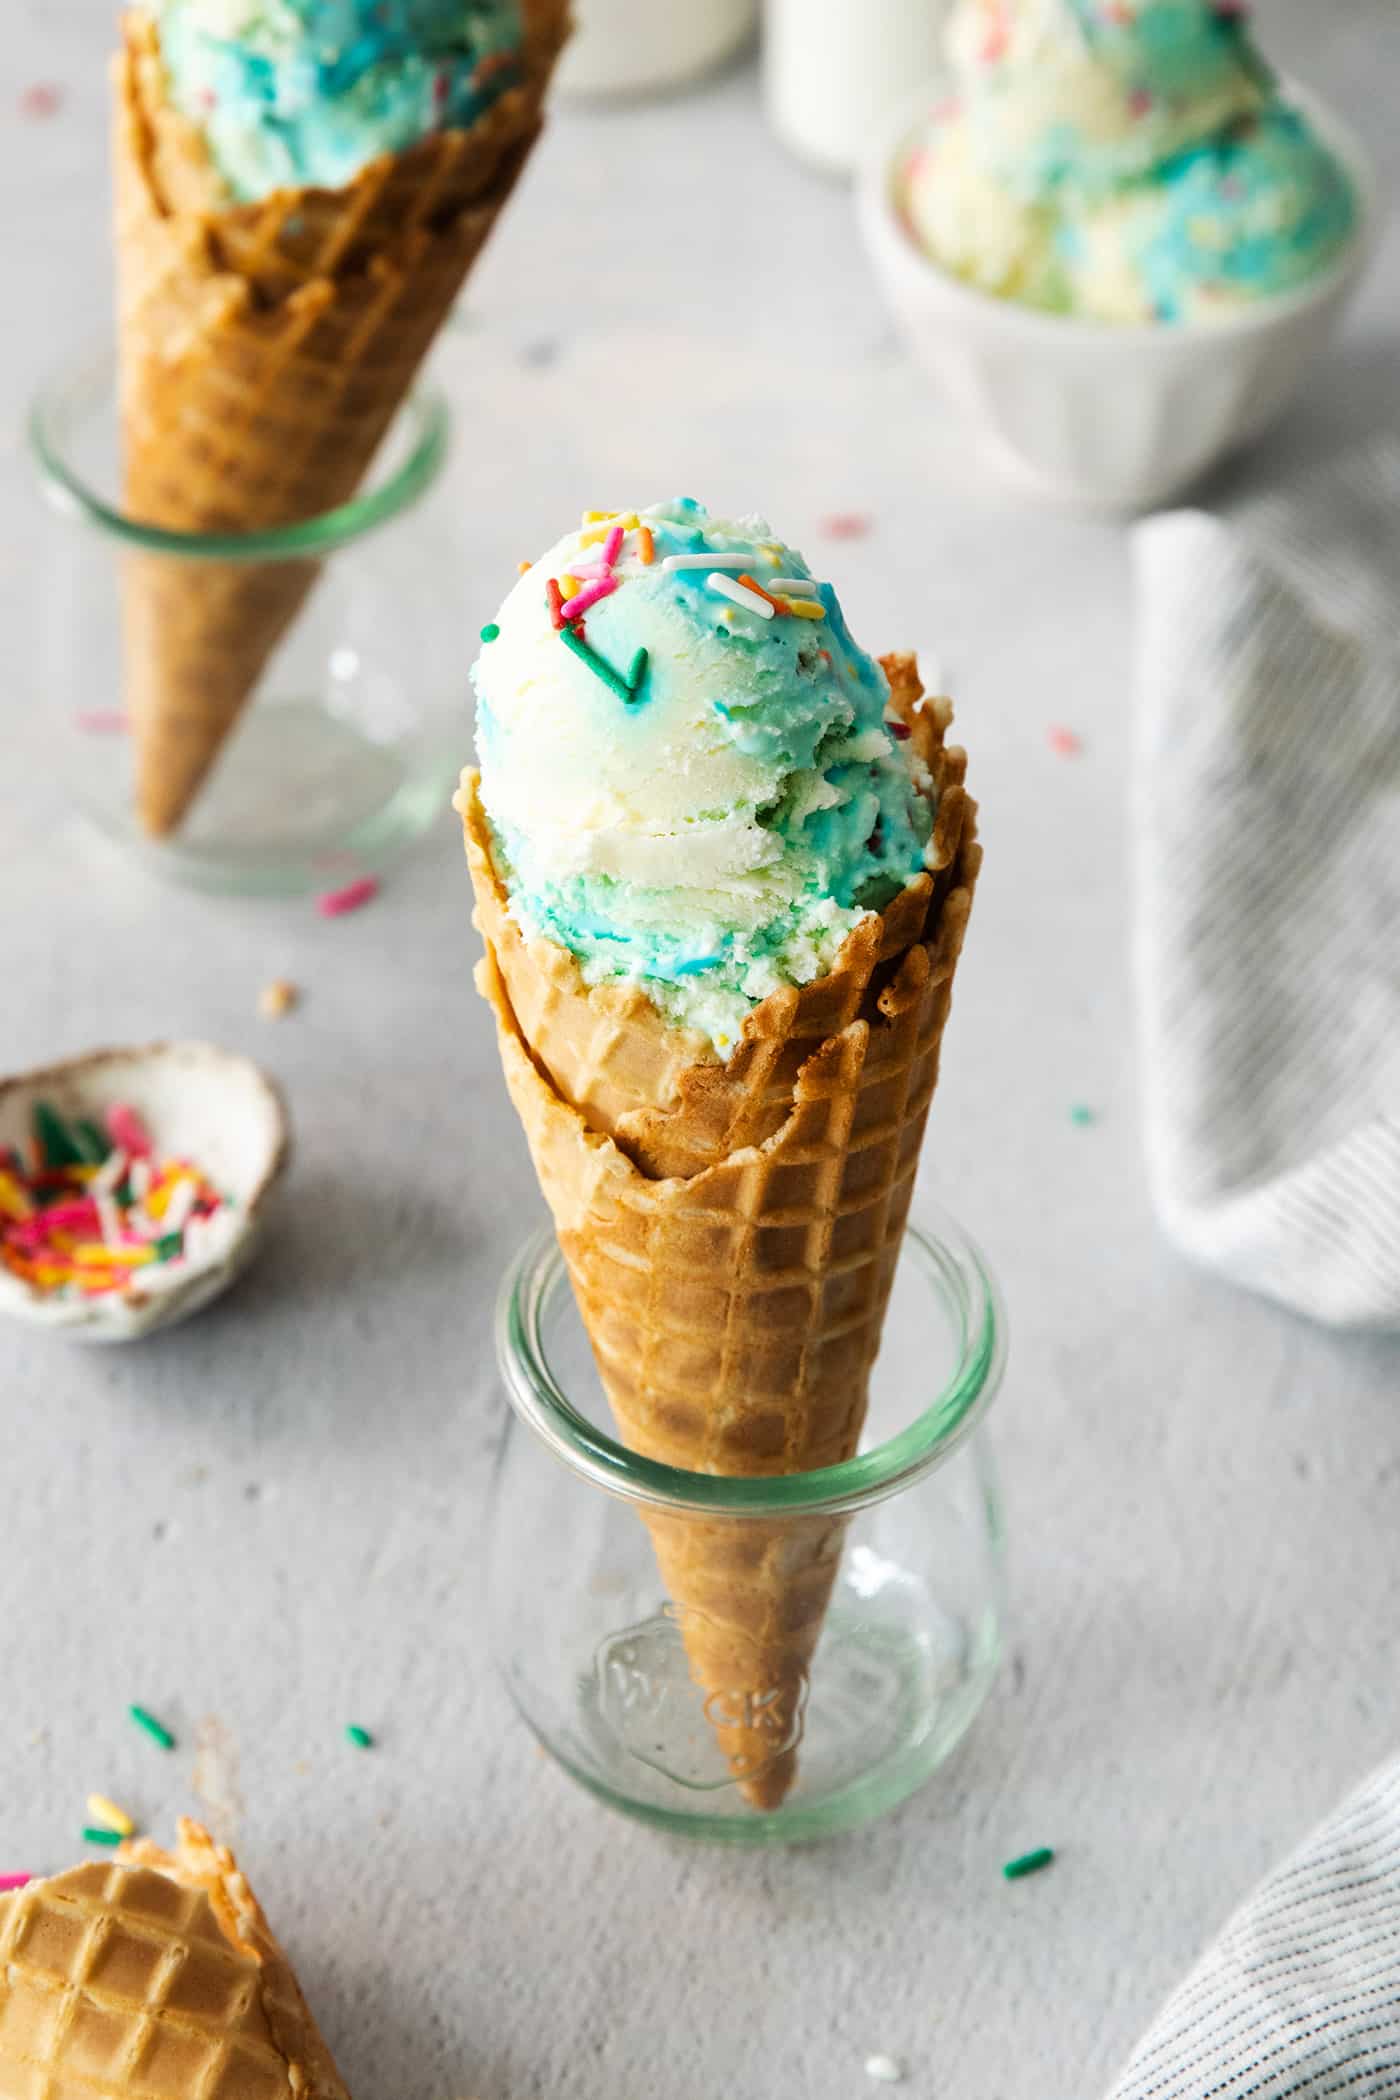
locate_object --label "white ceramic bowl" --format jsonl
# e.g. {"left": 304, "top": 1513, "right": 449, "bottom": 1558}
{"left": 0, "top": 1041, "right": 289, "bottom": 1342}
{"left": 858, "top": 85, "right": 1378, "bottom": 511}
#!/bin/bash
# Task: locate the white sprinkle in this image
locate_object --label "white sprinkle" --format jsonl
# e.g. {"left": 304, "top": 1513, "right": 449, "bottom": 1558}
{"left": 661, "top": 553, "right": 751, "bottom": 571}
{"left": 769, "top": 576, "right": 821, "bottom": 596}
{"left": 96, "top": 1193, "right": 123, "bottom": 1248}
{"left": 865, "top": 2057, "right": 906, "bottom": 2085}
{"left": 708, "top": 574, "right": 775, "bottom": 620}
{"left": 161, "top": 1179, "right": 199, "bottom": 1238}
{"left": 92, "top": 1148, "right": 128, "bottom": 1196}
{"left": 131, "top": 1158, "right": 152, "bottom": 1201}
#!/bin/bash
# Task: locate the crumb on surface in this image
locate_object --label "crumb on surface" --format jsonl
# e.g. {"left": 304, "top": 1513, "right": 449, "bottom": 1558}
{"left": 259, "top": 978, "right": 300, "bottom": 1020}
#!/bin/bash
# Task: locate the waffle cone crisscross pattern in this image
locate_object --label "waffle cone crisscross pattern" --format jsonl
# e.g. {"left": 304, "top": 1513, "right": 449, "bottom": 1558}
{"left": 0, "top": 1822, "right": 349, "bottom": 2100}
{"left": 113, "top": 1, "right": 569, "bottom": 837}
{"left": 464, "top": 655, "right": 981, "bottom": 1807}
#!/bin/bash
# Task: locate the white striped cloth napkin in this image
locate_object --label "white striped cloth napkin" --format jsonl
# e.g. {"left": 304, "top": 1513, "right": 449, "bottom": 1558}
{"left": 1107, "top": 1756, "right": 1400, "bottom": 2100}
{"left": 1134, "top": 445, "right": 1400, "bottom": 1330}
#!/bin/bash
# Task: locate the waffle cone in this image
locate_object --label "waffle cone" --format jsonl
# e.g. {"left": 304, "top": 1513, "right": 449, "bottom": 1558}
{"left": 0, "top": 1820, "right": 349, "bottom": 2100}
{"left": 464, "top": 656, "right": 980, "bottom": 1808}
{"left": 113, "top": 2, "right": 569, "bottom": 837}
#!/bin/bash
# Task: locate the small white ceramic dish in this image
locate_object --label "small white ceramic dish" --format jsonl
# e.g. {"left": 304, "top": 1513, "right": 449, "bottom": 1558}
{"left": 0, "top": 1041, "right": 289, "bottom": 1343}
{"left": 858, "top": 83, "right": 1378, "bottom": 511}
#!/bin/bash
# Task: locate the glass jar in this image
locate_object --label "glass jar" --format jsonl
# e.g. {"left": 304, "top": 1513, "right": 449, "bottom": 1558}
{"left": 489, "top": 1206, "right": 1007, "bottom": 1844}
{"left": 29, "top": 351, "right": 462, "bottom": 895}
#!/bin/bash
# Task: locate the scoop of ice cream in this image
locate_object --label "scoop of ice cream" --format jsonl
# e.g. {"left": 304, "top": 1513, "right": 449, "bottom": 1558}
{"left": 147, "top": 0, "right": 525, "bottom": 201}
{"left": 905, "top": 1, "right": 1356, "bottom": 324}
{"left": 472, "top": 500, "right": 937, "bottom": 1050}
{"left": 948, "top": 0, "right": 1270, "bottom": 199}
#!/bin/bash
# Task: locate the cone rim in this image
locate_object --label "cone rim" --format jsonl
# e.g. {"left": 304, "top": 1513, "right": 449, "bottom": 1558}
{"left": 31, "top": 348, "right": 450, "bottom": 560}
{"left": 496, "top": 1211, "right": 1006, "bottom": 1518}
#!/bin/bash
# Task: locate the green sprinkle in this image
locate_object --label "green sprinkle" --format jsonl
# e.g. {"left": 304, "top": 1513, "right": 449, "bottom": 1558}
{"left": 345, "top": 1724, "right": 374, "bottom": 1750}
{"left": 83, "top": 1827, "right": 124, "bottom": 1848}
{"left": 154, "top": 1234, "right": 184, "bottom": 1262}
{"left": 626, "top": 647, "right": 650, "bottom": 700}
{"left": 73, "top": 1119, "right": 109, "bottom": 1166}
{"left": 558, "top": 621, "right": 635, "bottom": 704}
{"left": 1069, "top": 1105, "right": 1097, "bottom": 1128}
{"left": 1003, "top": 1846, "right": 1055, "bottom": 1882}
{"left": 129, "top": 1705, "right": 176, "bottom": 1751}
{"left": 480, "top": 623, "right": 501, "bottom": 643}
{"left": 33, "top": 1102, "right": 84, "bottom": 1171}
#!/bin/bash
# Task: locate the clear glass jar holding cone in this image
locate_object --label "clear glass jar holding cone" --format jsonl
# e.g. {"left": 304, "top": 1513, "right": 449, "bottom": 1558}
{"left": 490, "top": 1213, "right": 1007, "bottom": 1842}
{"left": 30, "top": 355, "right": 463, "bottom": 894}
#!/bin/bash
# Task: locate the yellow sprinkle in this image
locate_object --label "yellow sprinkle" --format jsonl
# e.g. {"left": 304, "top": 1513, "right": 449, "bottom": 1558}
{"left": 559, "top": 574, "right": 582, "bottom": 601}
{"left": 760, "top": 543, "right": 783, "bottom": 567}
{"left": 580, "top": 514, "right": 639, "bottom": 546}
{"left": 0, "top": 1172, "right": 33, "bottom": 1222}
{"left": 784, "top": 598, "right": 826, "bottom": 620}
{"left": 87, "top": 1794, "right": 136, "bottom": 1838}
{"left": 259, "top": 978, "right": 300, "bottom": 1020}
{"left": 71, "top": 1244, "right": 155, "bottom": 1268}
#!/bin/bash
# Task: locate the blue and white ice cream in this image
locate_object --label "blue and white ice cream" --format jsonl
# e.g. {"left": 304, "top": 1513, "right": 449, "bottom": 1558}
{"left": 147, "top": 0, "right": 526, "bottom": 201}
{"left": 905, "top": 0, "right": 1358, "bottom": 325}
{"left": 472, "top": 501, "right": 939, "bottom": 1051}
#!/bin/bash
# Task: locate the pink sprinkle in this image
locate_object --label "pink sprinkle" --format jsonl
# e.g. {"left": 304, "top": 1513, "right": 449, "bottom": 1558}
{"left": 981, "top": 24, "right": 1009, "bottom": 61}
{"left": 1048, "top": 724, "right": 1083, "bottom": 757}
{"left": 566, "top": 560, "right": 612, "bottom": 582}
{"left": 20, "top": 83, "right": 63, "bottom": 119}
{"left": 27, "top": 1201, "right": 99, "bottom": 1235}
{"left": 106, "top": 1104, "right": 153, "bottom": 1158}
{"left": 317, "top": 876, "right": 380, "bottom": 920}
{"left": 600, "top": 525, "right": 624, "bottom": 570}
{"left": 75, "top": 711, "right": 129, "bottom": 735}
{"left": 561, "top": 576, "right": 618, "bottom": 622}
{"left": 1129, "top": 87, "right": 1153, "bottom": 116}
{"left": 0, "top": 1875, "right": 32, "bottom": 1894}
{"left": 820, "top": 513, "right": 872, "bottom": 540}
{"left": 887, "top": 720, "right": 912, "bottom": 742}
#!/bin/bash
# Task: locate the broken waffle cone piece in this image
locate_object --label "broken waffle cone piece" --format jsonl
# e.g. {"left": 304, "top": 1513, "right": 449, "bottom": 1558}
{"left": 113, "top": 1, "right": 570, "bottom": 837}
{"left": 464, "top": 655, "right": 981, "bottom": 1809}
{"left": 0, "top": 1819, "right": 349, "bottom": 2100}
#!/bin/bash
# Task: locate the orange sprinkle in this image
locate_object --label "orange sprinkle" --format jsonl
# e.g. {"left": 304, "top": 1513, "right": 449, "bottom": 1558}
{"left": 517, "top": 559, "right": 532, "bottom": 575}
{"left": 738, "top": 573, "right": 783, "bottom": 615}
{"left": 637, "top": 526, "right": 655, "bottom": 566}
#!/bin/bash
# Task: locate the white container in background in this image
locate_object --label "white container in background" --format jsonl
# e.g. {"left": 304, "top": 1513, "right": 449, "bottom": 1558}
{"left": 556, "top": 0, "right": 757, "bottom": 100}
{"left": 765, "top": 0, "right": 945, "bottom": 176}
{"left": 857, "top": 84, "right": 1378, "bottom": 509}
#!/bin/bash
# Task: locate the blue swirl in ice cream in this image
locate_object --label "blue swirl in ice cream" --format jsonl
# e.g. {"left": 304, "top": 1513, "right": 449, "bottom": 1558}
{"left": 146, "top": 0, "right": 525, "bottom": 201}
{"left": 471, "top": 500, "right": 939, "bottom": 1050}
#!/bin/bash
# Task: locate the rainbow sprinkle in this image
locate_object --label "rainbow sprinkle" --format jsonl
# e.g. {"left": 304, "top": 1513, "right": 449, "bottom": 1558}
{"left": 0, "top": 1103, "right": 234, "bottom": 1304}
{"left": 317, "top": 876, "right": 380, "bottom": 919}
{"left": 345, "top": 1724, "right": 375, "bottom": 1750}
{"left": 86, "top": 1795, "right": 136, "bottom": 1839}
{"left": 0, "top": 1874, "right": 32, "bottom": 1894}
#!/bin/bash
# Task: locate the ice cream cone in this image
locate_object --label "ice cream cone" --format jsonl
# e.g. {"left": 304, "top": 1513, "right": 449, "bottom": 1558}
{"left": 464, "top": 655, "right": 980, "bottom": 1808}
{"left": 113, "top": 2, "right": 570, "bottom": 838}
{"left": 0, "top": 1820, "right": 349, "bottom": 2100}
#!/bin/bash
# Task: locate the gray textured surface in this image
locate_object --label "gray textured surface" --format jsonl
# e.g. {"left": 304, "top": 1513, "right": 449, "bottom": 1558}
{"left": 3, "top": 7, "right": 1400, "bottom": 2098}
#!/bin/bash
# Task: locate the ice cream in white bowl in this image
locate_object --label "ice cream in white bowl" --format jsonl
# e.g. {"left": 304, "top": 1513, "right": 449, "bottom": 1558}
{"left": 858, "top": 0, "right": 1376, "bottom": 510}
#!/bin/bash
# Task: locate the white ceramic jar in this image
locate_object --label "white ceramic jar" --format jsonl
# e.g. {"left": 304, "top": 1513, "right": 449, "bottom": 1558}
{"left": 764, "top": 0, "right": 945, "bottom": 175}
{"left": 556, "top": 0, "right": 757, "bottom": 99}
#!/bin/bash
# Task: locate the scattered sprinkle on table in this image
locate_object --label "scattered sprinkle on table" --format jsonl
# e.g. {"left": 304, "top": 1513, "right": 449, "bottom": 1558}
{"left": 317, "top": 876, "right": 380, "bottom": 919}
{"left": 129, "top": 1705, "right": 176, "bottom": 1752}
{"left": 75, "top": 710, "right": 130, "bottom": 735}
{"left": 20, "top": 83, "right": 64, "bottom": 119}
{"left": 820, "top": 513, "right": 872, "bottom": 539}
{"left": 0, "top": 1874, "right": 32, "bottom": 1893}
{"left": 0, "top": 1103, "right": 234, "bottom": 1303}
{"left": 1047, "top": 724, "right": 1083, "bottom": 757}
{"left": 86, "top": 1795, "right": 136, "bottom": 1839}
{"left": 82, "top": 1827, "right": 124, "bottom": 1849}
{"left": 259, "top": 978, "right": 300, "bottom": 1020}
{"left": 1069, "top": 1104, "right": 1098, "bottom": 1127}
{"left": 1003, "top": 1845, "right": 1056, "bottom": 1881}
{"left": 345, "top": 1724, "right": 375, "bottom": 1750}
{"left": 479, "top": 622, "right": 501, "bottom": 643}
{"left": 865, "top": 2055, "right": 906, "bottom": 2084}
